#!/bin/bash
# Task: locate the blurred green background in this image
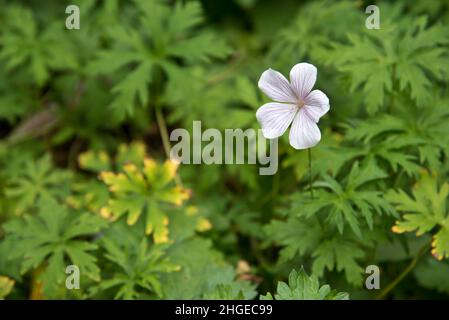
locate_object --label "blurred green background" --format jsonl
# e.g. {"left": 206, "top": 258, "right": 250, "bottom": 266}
{"left": 1, "top": 0, "right": 449, "bottom": 300}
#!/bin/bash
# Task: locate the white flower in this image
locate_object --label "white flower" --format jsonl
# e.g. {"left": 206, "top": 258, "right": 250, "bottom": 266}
{"left": 256, "top": 63, "right": 330, "bottom": 149}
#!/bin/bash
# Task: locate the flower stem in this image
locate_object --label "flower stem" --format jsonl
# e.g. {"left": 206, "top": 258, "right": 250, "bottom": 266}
{"left": 271, "top": 169, "right": 280, "bottom": 213}
{"left": 308, "top": 148, "right": 314, "bottom": 199}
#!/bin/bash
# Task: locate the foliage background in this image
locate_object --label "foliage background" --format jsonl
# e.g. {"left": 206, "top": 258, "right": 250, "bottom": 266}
{"left": 1, "top": 0, "right": 449, "bottom": 300}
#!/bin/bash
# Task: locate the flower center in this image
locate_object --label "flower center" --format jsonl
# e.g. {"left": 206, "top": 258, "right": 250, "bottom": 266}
{"left": 296, "top": 98, "right": 305, "bottom": 108}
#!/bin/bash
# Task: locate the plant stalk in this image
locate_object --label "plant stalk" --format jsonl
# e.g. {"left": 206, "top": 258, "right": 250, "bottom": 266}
{"left": 308, "top": 148, "right": 314, "bottom": 199}
{"left": 376, "top": 241, "right": 429, "bottom": 300}
{"left": 155, "top": 105, "right": 182, "bottom": 186}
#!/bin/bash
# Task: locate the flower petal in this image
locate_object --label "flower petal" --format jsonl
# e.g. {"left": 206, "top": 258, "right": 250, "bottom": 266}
{"left": 304, "top": 90, "right": 330, "bottom": 122}
{"left": 258, "top": 68, "right": 297, "bottom": 103}
{"left": 256, "top": 102, "right": 298, "bottom": 139}
{"left": 289, "top": 108, "right": 321, "bottom": 149}
{"left": 289, "top": 63, "right": 317, "bottom": 99}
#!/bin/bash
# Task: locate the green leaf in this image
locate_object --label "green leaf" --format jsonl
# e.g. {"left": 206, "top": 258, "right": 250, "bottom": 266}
{"left": 78, "top": 150, "right": 112, "bottom": 173}
{"left": 100, "top": 156, "right": 189, "bottom": 243}
{"left": 89, "top": 0, "right": 229, "bottom": 119}
{"left": 312, "top": 239, "right": 365, "bottom": 286}
{"left": 91, "top": 222, "right": 179, "bottom": 299}
{"left": 0, "top": 276, "right": 15, "bottom": 299}
{"left": 161, "top": 237, "right": 256, "bottom": 300}
{"left": 5, "top": 155, "right": 72, "bottom": 214}
{"left": 389, "top": 170, "right": 449, "bottom": 260}
{"left": 414, "top": 258, "right": 449, "bottom": 295}
{"left": 203, "top": 284, "right": 245, "bottom": 300}
{"left": 294, "top": 161, "right": 395, "bottom": 236}
{"left": 264, "top": 217, "right": 320, "bottom": 262}
{"left": 0, "top": 6, "right": 78, "bottom": 86}
{"left": 260, "top": 268, "right": 349, "bottom": 300}
{"left": 330, "top": 5, "right": 449, "bottom": 114}
{"left": 345, "top": 97, "right": 449, "bottom": 170}
{"left": 2, "top": 198, "right": 108, "bottom": 298}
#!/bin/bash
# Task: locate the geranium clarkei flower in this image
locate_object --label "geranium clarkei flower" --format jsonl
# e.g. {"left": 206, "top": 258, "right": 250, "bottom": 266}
{"left": 256, "top": 63, "right": 330, "bottom": 149}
